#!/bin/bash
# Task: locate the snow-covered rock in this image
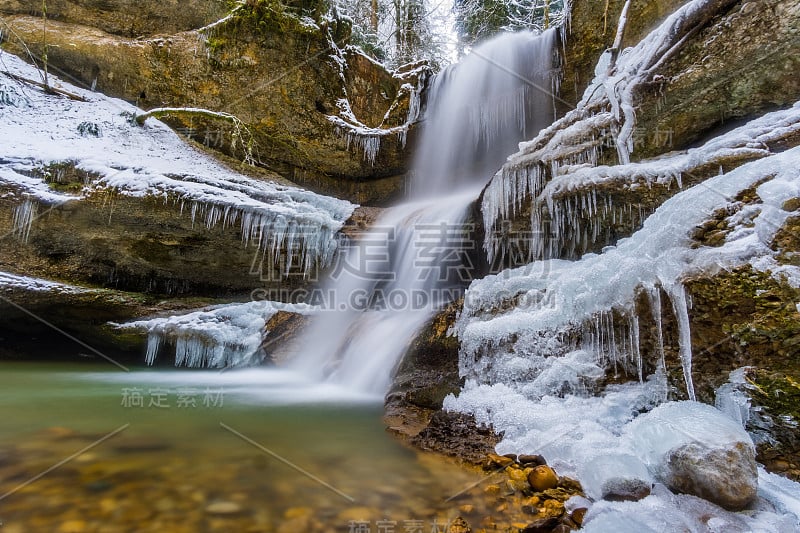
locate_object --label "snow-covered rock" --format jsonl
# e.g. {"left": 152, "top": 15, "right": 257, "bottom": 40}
{"left": 626, "top": 401, "right": 758, "bottom": 510}
{"left": 580, "top": 453, "right": 653, "bottom": 502}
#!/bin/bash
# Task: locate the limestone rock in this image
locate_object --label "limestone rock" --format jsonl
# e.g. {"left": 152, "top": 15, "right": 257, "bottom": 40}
{"left": 0, "top": 2, "right": 427, "bottom": 204}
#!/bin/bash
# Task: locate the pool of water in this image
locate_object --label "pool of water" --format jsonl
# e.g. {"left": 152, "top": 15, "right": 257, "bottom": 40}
{"left": 0, "top": 362, "right": 487, "bottom": 532}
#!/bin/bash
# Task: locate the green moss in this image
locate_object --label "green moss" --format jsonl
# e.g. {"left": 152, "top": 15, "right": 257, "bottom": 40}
{"left": 23, "top": 161, "right": 94, "bottom": 194}
{"left": 751, "top": 370, "right": 800, "bottom": 426}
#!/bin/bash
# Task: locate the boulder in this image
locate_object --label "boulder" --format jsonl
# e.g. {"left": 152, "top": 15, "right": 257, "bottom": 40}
{"left": 627, "top": 401, "right": 758, "bottom": 510}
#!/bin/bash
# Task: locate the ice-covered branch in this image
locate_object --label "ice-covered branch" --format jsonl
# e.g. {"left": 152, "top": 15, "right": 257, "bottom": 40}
{"left": 134, "top": 107, "right": 239, "bottom": 126}
{"left": 135, "top": 107, "right": 256, "bottom": 165}
{"left": 195, "top": 1, "right": 247, "bottom": 33}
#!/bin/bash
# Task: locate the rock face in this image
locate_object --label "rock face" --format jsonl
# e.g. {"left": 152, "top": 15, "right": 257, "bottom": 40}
{"left": 627, "top": 401, "right": 758, "bottom": 511}
{"left": 0, "top": 0, "right": 229, "bottom": 37}
{"left": 559, "top": 0, "right": 686, "bottom": 110}
{"left": 0, "top": 0, "right": 427, "bottom": 204}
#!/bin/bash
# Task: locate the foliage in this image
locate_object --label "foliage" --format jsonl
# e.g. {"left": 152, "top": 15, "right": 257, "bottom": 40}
{"left": 77, "top": 121, "right": 101, "bottom": 137}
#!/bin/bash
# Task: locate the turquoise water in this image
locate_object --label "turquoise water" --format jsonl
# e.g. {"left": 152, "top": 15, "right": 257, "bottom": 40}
{"left": 0, "top": 363, "right": 485, "bottom": 532}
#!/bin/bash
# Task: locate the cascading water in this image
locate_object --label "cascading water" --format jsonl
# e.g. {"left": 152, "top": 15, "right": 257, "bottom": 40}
{"left": 291, "top": 29, "right": 558, "bottom": 393}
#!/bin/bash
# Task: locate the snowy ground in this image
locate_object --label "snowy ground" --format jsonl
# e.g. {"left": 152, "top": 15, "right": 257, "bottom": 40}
{"left": 0, "top": 50, "right": 354, "bottom": 277}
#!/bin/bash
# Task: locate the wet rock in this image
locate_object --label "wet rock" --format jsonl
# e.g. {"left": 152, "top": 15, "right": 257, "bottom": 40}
{"left": 540, "top": 488, "right": 576, "bottom": 502}
{"left": 447, "top": 517, "right": 472, "bottom": 533}
{"left": 570, "top": 508, "right": 587, "bottom": 527}
{"left": 665, "top": 441, "right": 757, "bottom": 510}
{"left": 506, "top": 465, "right": 532, "bottom": 492}
{"left": 557, "top": 477, "right": 583, "bottom": 493}
{"left": 518, "top": 454, "right": 546, "bottom": 466}
{"left": 528, "top": 465, "right": 559, "bottom": 492}
{"left": 487, "top": 453, "right": 515, "bottom": 468}
{"left": 410, "top": 410, "right": 501, "bottom": 465}
{"left": 521, "top": 517, "right": 560, "bottom": 533}
{"left": 205, "top": 501, "right": 243, "bottom": 515}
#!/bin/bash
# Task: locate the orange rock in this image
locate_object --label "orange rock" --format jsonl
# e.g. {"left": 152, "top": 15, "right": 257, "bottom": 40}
{"left": 527, "top": 465, "right": 559, "bottom": 492}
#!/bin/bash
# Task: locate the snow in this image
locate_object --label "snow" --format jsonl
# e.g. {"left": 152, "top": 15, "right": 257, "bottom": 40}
{"left": 581, "top": 483, "right": 797, "bottom": 532}
{"left": 582, "top": 0, "right": 734, "bottom": 164}
{"left": 118, "top": 300, "right": 316, "bottom": 369}
{"left": 0, "top": 271, "right": 85, "bottom": 294}
{"left": 0, "top": 51, "right": 354, "bottom": 278}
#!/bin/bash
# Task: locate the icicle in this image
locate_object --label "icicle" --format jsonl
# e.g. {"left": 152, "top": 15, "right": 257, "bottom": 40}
{"left": 667, "top": 283, "right": 696, "bottom": 401}
{"left": 144, "top": 332, "right": 163, "bottom": 365}
{"left": 630, "top": 314, "right": 642, "bottom": 382}
{"left": 648, "top": 286, "right": 666, "bottom": 372}
{"left": 12, "top": 198, "right": 37, "bottom": 243}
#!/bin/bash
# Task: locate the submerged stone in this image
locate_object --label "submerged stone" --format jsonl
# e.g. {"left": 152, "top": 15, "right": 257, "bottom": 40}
{"left": 205, "top": 501, "right": 243, "bottom": 515}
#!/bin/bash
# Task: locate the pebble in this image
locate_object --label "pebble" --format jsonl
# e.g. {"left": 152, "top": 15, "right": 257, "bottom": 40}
{"left": 336, "top": 507, "right": 378, "bottom": 522}
{"left": 205, "top": 501, "right": 243, "bottom": 515}
{"left": 527, "top": 465, "right": 559, "bottom": 492}
{"left": 487, "top": 453, "right": 515, "bottom": 468}
{"left": 521, "top": 517, "right": 559, "bottom": 533}
{"left": 58, "top": 520, "right": 86, "bottom": 533}
{"left": 518, "top": 454, "right": 547, "bottom": 466}
{"left": 447, "top": 517, "right": 472, "bottom": 533}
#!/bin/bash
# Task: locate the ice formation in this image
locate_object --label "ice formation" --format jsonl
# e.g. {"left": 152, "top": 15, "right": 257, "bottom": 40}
{"left": 11, "top": 198, "right": 37, "bottom": 243}
{"left": 460, "top": 147, "right": 800, "bottom": 398}
{"left": 479, "top": 0, "right": 787, "bottom": 265}
{"left": 119, "top": 300, "right": 315, "bottom": 369}
{"left": 447, "top": 147, "right": 800, "bottom": 526}
{"left": 0, "top": 51, "right": 354, "bottom": 278}
{"left": 483, "top": 102, "right": 800, "bottom": 263}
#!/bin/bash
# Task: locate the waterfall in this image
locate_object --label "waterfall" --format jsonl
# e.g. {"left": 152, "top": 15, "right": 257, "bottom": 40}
{"left": 291, "top": 30, "right": 558, "bottom": 393}
{"left": 411, "top": 29, "right": 558, "bottom": 197}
